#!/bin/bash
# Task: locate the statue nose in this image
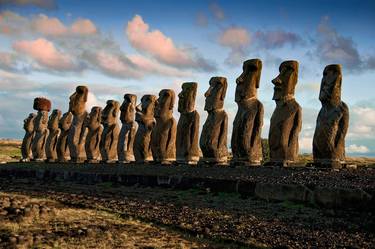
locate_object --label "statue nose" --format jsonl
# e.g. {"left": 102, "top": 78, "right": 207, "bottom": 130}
{"left": 272, "top": 77, "right": 282, "bottom": 85}
{"left": 236, "top": 76, "right": 243, "bottom": 84}
{"left": 135, "top": 104, "right": 142, "bottom": 112}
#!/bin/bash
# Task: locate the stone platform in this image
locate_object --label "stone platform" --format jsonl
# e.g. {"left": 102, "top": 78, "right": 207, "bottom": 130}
{"left": 0, "top": 162, "right": 374, "bottom": 211}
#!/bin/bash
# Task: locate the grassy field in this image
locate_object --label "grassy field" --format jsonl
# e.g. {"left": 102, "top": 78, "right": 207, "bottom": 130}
{"left": 1, "top": 138, "right": 374, "bottom": 166}
{"left": 0, "top": 139, "right": 21, "bottom": 163}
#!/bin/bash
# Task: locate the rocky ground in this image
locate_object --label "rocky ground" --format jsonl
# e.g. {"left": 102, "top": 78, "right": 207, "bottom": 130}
{"left": 0, "top": 177, "right": 374, "bottom": 249}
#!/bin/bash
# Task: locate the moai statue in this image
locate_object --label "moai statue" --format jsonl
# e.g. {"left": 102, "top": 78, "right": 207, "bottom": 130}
{"left": 231, "top": 59, "right": 264, "bottom": 166}
{"left": 134, "top": 95, "right": 157, "bottom": 163}
{"left": 20, "top": 113, "right": 36, "bottom": 162}
{"left": 45, "top": 109, "right": 62, "bottom": 162}
{"left": 31, "top": 97, "right": 51, "bottom": 162}
{"left": 57, "top": 112, "right": 73, "bottom": 162}
{"left": 151, "top": 89, "right": 177, "bottom": 164}
{"left": 100, "top": 100, "right": 120, "bottom": 163}
{"left": 313, "top": 65, "right": 349, "bottom": 169}
{"left": 85, "top": 106, "right": 103, "bottom": 163}
{"left": 176, "top": 82, "right": 200, "bottom": 165}
{"left": 118, "top": 94, "right": 138, "bottom": 163}
{"left": 268, "top": 60, "right": 302, "bottom": 167}
{"left": 67, "top": 86, "right": 88, "bottom": 163}
{"left": 200, "top": 77, "right": 228, "bottom": 165}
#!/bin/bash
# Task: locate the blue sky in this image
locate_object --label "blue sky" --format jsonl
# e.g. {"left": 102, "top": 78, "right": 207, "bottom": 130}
{"left": 0, "top": 0, "right": 374, "bottom": 156}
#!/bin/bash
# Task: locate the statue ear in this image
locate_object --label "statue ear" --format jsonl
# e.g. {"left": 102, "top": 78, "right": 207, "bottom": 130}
{"left": 112, "top": 103, "right": 119, "bottom": 117}
{"left": 220, "top": 81, "right": 227, "bottom": 101}
{"left": 169, "top": 91, "right": 175, "bottom": 110}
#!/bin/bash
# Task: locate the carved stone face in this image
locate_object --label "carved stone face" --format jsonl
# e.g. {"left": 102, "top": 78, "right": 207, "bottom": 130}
{"left": 48, "top": 109, "right": 62, "bottom": 130}
{"left": 59, "top": 112, "right": 73, "bottom": 131}
{"left": 178, "top": 82, "right": 197, "bottom": 113}
{"left": 136, "top": 95, "right": 157, "bottom": 118}
{"left": 235, "top": 59, "right": 262, "bottom": 102}
{"left": 204, "top": 77, "right": 227, "bottom": 111}
{"left": 69, "top": 86, "right": 88, "bottom": 115}
{"left": 272, "top": 61, "right": 298, "bottom": 101}
{"left": 34, "top": 111, "right": 48, "bottom": 131}
{"left": 120, "top": 94, "right": 137, "bottom": 123}
{"left": 24, "top": 113, "right": 36, "bottom": 133}
{"left": 87, "top": 106, "right": 102, "bottom": 129}
{"left": 319, "top": 64, "right": 342, "bottom": 105}
{"left": 155, "top": 89, "right": 175, "bottom": 118}
{"left": 102, "top": 100, "right": 120, "bottom": 125}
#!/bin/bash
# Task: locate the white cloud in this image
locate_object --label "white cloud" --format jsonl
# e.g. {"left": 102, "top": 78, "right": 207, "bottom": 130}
{"left": 346, "top": 144, "right": 370, "bottom": 154}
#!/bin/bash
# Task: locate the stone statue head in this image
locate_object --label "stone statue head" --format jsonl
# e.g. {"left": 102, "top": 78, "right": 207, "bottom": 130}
{"left": 24, "top": 113, "right": 36, "bottom": 133}
{"left": 101, "top": 100, "right": 120, "bottom": 126}
{"left": 136, "top": 95, "right": 157, "bottom": 118}
{"left": 33, "top": 97, "right": 51, "bottom": 112}
{"left": 120, "top": 94, "right": 137, "bottom": 123}
{"left": 69, "top": 85, "right": 88, "bottom": 115}
{"left": 48, "top": 109, "right": 62, "bottom": 130}
{"left": 87, "top": 106, "right": 102, "bottom": 130}
{"left": 178, "top": 82, "right": 197, "bottom": 113}
{"left": 235, "top": 59, "right": 262, "bottom": 103}
{"left": 204, "top": 77, "right": 227, "bottom": 111}
{"left": 272, "top": 60, "right": 299, "bottom": 101}
{"left": 59, "top": 112, "right": 73, "bottom": 132}
{"left": 155, "top": 89, "right": 175, "bottom": 118}
{"left": 319, "top": 64, "right": 342, "bottom": 106}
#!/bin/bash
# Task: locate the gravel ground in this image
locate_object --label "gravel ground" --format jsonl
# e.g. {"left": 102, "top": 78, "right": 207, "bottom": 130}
{"left": 3, "top": 162, "right": 375, "bottom": 190}
{"left": 0, "top": 177, "right": 373, "bottom": 248}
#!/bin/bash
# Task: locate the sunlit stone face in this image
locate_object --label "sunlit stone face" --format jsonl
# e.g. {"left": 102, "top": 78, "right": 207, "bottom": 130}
{"left": 178, "top": 82, "right": 197, "bottom": 113}
{"left": 319, "top": 64, "right": 342, "bottom": 104}
{"left": 69, "top": 86, "right": 88, "bottom": 115}
{"left": 272, "top": 61, "right": 298, "bottom": 101}
{"left": 155, "top": 89, "right": 175, "bottom": 118}
{"left": 101, "top": 100, "right": 120, "bottom": 125}
{"left": 204, "top": 77, "right": 227, "bottom": 111}
{"left": 120, "top": 94, "right": 137, "bottom": 123}
{"left": 235, "top": 59, "right": 262, "bottom": 103}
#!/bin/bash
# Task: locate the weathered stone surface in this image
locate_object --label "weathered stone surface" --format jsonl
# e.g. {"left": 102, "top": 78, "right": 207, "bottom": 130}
{"left": 99, "top": 100, "right": 120, "bottom": 163}
{"left": 45, "top": 109, "right": 62, "bottom": 162}
{"left": 134, "top": 95, "right": 157, "bottom": 163}
{"left": 313, "top": 65, "right": 349, "bottom": 169}
{"left": 85, "top": 107, "right": 103, "bottom": 163}
{"left": 21, "top": 113, "right": 36, "bottom": 162}
{"left": 67, "top": 86, "right": 88, "bottom": 163}
{"left": 231, "top": 59, "right": 264, "bottom": 166}
{"left": 31, "top": 97, "right": 50, "bottom": 161}
{"left": 57, "top": 112, "right": 73, "bottom": 162}
{"left": 200, "top": 77, "right": 228, "bottom": 165}
{"left": 118, "top": 94, "right": 138, "bottom": 163}
{"left": 152, "top": 89, "right": 177, "bottom": 164}
{"left": 177, "top": 82, "right": 200, "bottom": 164}
{"left": 268, "top": 61, "right": 302, "bottom": 167}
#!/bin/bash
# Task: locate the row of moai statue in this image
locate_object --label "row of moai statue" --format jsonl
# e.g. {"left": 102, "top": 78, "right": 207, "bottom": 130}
{"left": 21, "top": 59, "right": 349, "bottom": 169}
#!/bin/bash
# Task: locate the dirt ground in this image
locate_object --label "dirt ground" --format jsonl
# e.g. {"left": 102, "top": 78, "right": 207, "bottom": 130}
{"left": 0, "top": 177, "right": 373, "bottom": 249}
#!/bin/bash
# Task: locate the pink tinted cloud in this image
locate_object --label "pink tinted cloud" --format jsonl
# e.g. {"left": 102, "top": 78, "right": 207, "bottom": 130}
{"left": 71, "top": 19, "right": 97, "bottom": 35}
{"left": 32, "top": 14, "right": 68, "bottom": 36}
{"left": 126, "top": 15, "right": 215, "bottom": 72}
{"left": 13, "top": 38, "right": 75, "bottom": 70}
{"left": 218, "top": 27, "right": 251, "bottom": 49}
{"left": 126, "top": 15, "right": 193, "bottom": 67}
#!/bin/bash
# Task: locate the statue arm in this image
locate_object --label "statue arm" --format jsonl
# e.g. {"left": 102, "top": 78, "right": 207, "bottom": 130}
{"left": 127, "top": 123, "right": 138, "bottom": 151}
{"left": 189, "top": 112, "right": 200, "bottom": 151}
{"left": 335, "top": 104, "right": 349, "bottom": 148}
{"left": 166, "top": 119, "right": 177, "bottom": 152}
{"left": 251, "top": 103, "right": 264, "bottom": 147}
{"left": 288, "top": 107, "right": 302, "bottom": 147}
{"left": 218, "top": 113, "right": 228, "bottom": 150}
